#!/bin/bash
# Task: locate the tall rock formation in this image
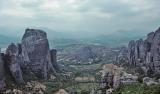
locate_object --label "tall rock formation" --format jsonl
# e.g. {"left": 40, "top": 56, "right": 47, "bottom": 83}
{"left": 0, "top": 28, "right": 58, "bottom": 91}
{"left": 117, "top": 47, "right": 128, "bottom": 64}
{"left": 118, "top": 27, "right": 160, "bottom": 74}
{"left": 150, "top": 27, "right": 160, "bottom": 73}
{"left": 50, "top": 49, "right": 59, "bottom": 71}
{"left": 0, "top": 51, "right": 6, "bottom": 91}
{"left": 128, "top": 40, "right": 136, "bottom": 65}
{"left": 6, "top": 43, "right": 24, "bottom": 84}
{"left": 135, "top": 39, "right": 146, "bottom": 66}
{"left": 144, "top": 32, "right": 154, "bottom": 64}
{"left": 21, "top": 29, "right": 55, "bottom": 79}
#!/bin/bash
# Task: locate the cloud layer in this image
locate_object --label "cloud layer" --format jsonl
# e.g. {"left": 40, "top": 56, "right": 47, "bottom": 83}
{"left": 0, "top": 0, "right": 160, "bottom": 36}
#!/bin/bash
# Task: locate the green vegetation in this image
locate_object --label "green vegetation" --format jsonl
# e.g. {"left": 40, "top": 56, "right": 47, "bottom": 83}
{"left": 113, "top": 83, "right": 160, "bottom": 94}
{"left": 115, "top": 63, "right": 160, "bottom": 94}
{"left": 44, "top": 78, "right": 100, "bottom": 94}
{"left": 44, "top": 81, "right": 62, "bottom": 93}
{"left": 44, "top": 63, "right": 103, "bottom": 94}
{"left": 66, "top": 83, "right": 99, "bottom": 93}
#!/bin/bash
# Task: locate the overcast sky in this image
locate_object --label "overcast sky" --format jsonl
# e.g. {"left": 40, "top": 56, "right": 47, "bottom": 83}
{"left": 0, "top": 0, "right": 160, "bottom": 37}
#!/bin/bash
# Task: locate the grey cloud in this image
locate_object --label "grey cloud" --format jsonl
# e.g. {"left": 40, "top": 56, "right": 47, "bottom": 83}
{"left": 0, "top": 0, "right": 159, "bottom": 37}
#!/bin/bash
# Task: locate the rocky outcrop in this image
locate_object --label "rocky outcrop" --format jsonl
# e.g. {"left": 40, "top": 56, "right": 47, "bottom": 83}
{"left": 21, "top": 29, "right": 55, "bottom": 79}
{"left": 25, "top": 81, "right": 46, "bottom": 93}
{"left": 135, "top": 39, "right": 146, "bottom": 66}
{"left": 6, "top": 43, "right": 24, "bottom": 84}
{"left": 117, "top": 47, "right": 128, "bottom": 64}
{"left": 150, "top": 28, "right": 160, "bottom": 73}
{"left": 0, "top": 28, "right": 58, "bottom": 91}
{"left": 128, "top": 40, "right": 136, "bottom": 65}
{"left": 0, "top": 52, "right": 6, "bottom": 91}
{"left": 50, "top": 49, "right": 59, "bottom": 71}
{"left": 100, "top": 64, "right": 138, "bottom": 92}
{"left": 118, "top": 27, "right": 160, "bottom": 74}
{"left": 55, "top": 89, "right": 69, "bottom": 94}
{"left": 74, "top": 46, "right": 97, "bottom": 63}
{"left": 143, "top": 77, "right": 158, "bottom": 86}
{"left": 120, "top": 72, "right": 138, "bottom": 85}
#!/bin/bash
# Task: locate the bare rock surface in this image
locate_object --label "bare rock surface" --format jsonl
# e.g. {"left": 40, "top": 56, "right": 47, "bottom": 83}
{"left": 143, "top": 77, "right": 158, "bottom": 86}
{"left": 21, "top": 29, "right": 55, "bottom": 79}
{"left": 0, "top": 28, "right": 58, "bottom": 91}
{"left": 0, "top": 52, "right": 6, "bottom": 91}
{"left": 50, "top": 49, "right": 59, "bottom": 71}
{"left": 99, "top": 64, "right": 138, "bottom": 93}
{"left": 118, "top": 27, "right": 160, "bottom": 73}
{"left": 6, "top": 43, "right": 24, "bottom": 84}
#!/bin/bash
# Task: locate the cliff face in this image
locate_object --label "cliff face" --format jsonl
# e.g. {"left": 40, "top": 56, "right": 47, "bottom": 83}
{"left": 118, "top": 27, "right": 160, "bottom": 73}
{"left": 0, "top": 53, "right": 5, "bottom": 90}
{"left": 6, "top": 43, "right": 24, "bottom": 84}
{"left": 117, "top": 47, "right": 128, "bottom": 64}
{"left": 21, "top": 29, "right": 55, "bottom": 79}
{"left": 0, "top": 29, "right": 59, "bottom": 91}
{"left": 50, "top": 49, "right": 59, "bottom": 71}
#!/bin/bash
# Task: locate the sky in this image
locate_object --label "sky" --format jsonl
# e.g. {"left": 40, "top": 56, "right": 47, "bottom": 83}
{"left": 0, "top": 0, "right": 160, "bottom": 37}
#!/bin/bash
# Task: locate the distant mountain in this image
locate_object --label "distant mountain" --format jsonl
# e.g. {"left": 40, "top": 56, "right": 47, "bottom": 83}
{"left": 40, "top": 28, "right": 99, "bottom": 39}
{"left": 88, "top": 30, "right": 146, "bottom": 47}
{"left": 45, "top": 28, "right": 146, "bottom": 48}
{"left": 0, "top": 27, "right": 146, "bottom": 48}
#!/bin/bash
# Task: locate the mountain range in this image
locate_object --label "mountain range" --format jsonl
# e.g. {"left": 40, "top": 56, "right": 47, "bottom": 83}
{"left": 0, "top": 28, "right": 146, "bottom": 48}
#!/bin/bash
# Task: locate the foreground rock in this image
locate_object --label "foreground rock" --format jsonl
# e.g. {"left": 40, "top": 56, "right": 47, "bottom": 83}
{"left": 5, "top": 89, "right": 23, "bottom": 94}
{"left": 55, "top": 89, "right": 69, "bottom": 94}
{"left": 120, "top": 72, "right": 138, "bottom": 85}
{"left": 143, "top": 77, "right": 158, "bottom": 86}
{"left": 95, "top": 64, "right": 138, "bottom": 94}
{"left": 25, "top": 81, "right": 46, "bottom": 93}
{"left": 4, "top": 81, "right": 46, "bottom": 94}
{"left": 99, "top": 64, "right": 138, "bottom": 93}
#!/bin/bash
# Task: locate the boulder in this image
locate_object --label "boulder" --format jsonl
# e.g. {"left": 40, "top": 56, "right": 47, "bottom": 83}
{"left": 55, "top": 89, "right": 69, "bottom": 94}
{"left": 143, "top": 77, "right": 158, "bottom": 86}
{"left": 106, "top": 88, "right": 113, "bottom": 94}
{"left": 120, "top": 72, "right": 138, "bottom": 85}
